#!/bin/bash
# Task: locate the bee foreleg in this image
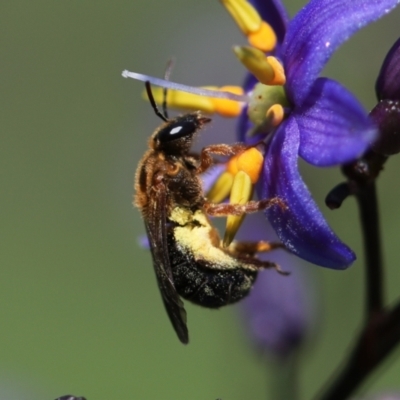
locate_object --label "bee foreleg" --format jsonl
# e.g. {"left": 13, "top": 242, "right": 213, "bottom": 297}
{"left": 203, "top": 197, "right": 286, "bottom": 216}
{"left": 196, "top": 143, "right": 247, "bottom": 174}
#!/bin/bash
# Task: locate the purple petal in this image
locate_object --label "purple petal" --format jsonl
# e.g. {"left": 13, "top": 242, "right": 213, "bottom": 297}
{"left": 376, "top": 37, "right": 400, "bottom": 100}
{"left": 283, "top": 0, "right": 400, "bottom": 106}
{"left": 296, "top": 78, "right": 377, "bottom": 166}
{"left": 249, "top": 0, "right": 289, "bottom": 44}
{"left": 262, "top": 118, "right": 355, "bottom": 269}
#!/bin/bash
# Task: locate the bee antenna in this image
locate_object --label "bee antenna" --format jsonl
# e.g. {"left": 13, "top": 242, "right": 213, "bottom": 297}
{"left": 162, "top": 58, "right": 175, "bottom": 120}
{"left": 145, "top": 81, "right": 168, "bottom": 122}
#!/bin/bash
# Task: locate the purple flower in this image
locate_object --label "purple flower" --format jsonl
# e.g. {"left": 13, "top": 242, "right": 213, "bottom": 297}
{"left": 123, "top": 0, "right": 400, "bottom": 270}
{"left": 371, "top": 37, "right": 400, "bottom": 156}
{"left": 238, "top": 0, "right": 399, "bottom": 269}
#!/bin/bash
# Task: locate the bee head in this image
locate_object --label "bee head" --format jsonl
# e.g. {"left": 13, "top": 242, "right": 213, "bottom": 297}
{"left": 153, "top": 113, "right": 211, "bottom": 155}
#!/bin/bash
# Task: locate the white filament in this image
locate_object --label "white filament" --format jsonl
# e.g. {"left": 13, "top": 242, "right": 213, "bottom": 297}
{"left": 122, "top": 70, "right": 249, "bottom": 102}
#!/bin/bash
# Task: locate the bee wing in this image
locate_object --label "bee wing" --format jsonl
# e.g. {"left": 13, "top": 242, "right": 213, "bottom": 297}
{"left": 145, "top": 181, "right": 189, "bottom": 344}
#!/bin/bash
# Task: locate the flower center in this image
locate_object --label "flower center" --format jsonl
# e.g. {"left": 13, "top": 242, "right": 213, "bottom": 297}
{"left": 247, "top": 83, "right": 290, "bottom": 136}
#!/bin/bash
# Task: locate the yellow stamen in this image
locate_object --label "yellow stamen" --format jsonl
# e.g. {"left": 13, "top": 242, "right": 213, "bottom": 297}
{"left": 227, "top": 147, "right": 264, "bottom": 184}
{"left": 224, "top": 170, "right": 253, "bottom": 246}
{"left": 143, "top": 87, "right": 215, "bottom": 113}
{"left": 223, "top": 147, "right": 264, "bottom": 245}
{"left": 234, "top": 47, "right": 285, "bottom": 86}
{"left": 248, "top": 21, "right": 277, "bottom": 53}
{"left": 206, "top": 171, "right": 234, "bottom": 203}
{"left": 143, "top": 85, "right": 243, "bottom": 117}
{"left": 266, "top": 104, "right": 285, "bottom": 127}
{"left": 221, "top": 0, "right": 277, "bottom": 52}
{"left": 209, "top": 86, "right": 244, "bottom": 117}
{"left": 236, "top": 147, "right": 264, "bottom": 183}
{"left": 226, "top": 155, "right": 239, "bottom": 176}
{"left": 220, "top": 0, "right": 261, "bottom": 34}
{"left": 265, "top": 56, "right": 286, "bottom": 85}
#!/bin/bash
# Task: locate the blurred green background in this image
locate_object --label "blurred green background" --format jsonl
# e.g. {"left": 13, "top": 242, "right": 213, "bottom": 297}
{"left": 1, "top": 1, "right": 400, "bottom": 399}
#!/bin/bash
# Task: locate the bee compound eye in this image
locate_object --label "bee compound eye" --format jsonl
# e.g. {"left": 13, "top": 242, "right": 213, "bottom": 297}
{"left": 157, "top": 120, "right": 197, "bottom": 143}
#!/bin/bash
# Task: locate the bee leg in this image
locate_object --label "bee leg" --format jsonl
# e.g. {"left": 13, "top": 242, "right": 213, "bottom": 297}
{"left": 256, "top": 260, "right": 290, "bottom": 275}
{"left": 233, "top": 241, "right": 285, "bottom": 255}
{"left": 232, "top": 242, "right": 289, "bottom": 275}
{"left": 196, "top": 143, "right": 247, "bottom": 174}
{"left": 203, "top": 197, "right": 286, "bottom": 216}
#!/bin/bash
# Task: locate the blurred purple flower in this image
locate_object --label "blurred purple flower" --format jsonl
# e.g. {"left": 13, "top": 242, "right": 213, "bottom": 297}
{"left": 239, "top": 216, "right": 315, "bottom": 359}
{"left": 239, "top": 0, "right": 399, "bottom": 269}
{"left": 371, "top": 37, "right": 400, "bottom": 156}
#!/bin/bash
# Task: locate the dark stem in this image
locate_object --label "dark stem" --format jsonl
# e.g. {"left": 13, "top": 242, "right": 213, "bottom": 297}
{"left": 316, "top": 182, "right": 389, "bottom": 400}
{"left": 355, "top": 182, "right": 384, "bottom": 317}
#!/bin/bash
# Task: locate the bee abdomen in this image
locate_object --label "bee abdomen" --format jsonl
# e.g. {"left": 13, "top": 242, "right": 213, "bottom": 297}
{"left": 168, "top": 231, "right": 257, "bottom": 308}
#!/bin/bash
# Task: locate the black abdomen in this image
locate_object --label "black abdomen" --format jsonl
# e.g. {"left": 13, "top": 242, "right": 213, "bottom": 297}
{"left": 167, "top": 230, "right": 257, "bottom": 308}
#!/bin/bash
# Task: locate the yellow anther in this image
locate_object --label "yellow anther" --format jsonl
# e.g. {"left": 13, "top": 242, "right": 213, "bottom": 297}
{"left": 227, "top": 154, "right": 239, "bottom": 175}
{"left": 248, "top": 21, "right": 277, "bottom": 53}
{"left": 220, "top": 0, "right": 262, "bottom": 35}
{"left": 206, "top": 171, "right": 234, "bottom": 203}
{"left": 266, "top": 56, "right": 286, "bottom": 85}
{"left": 209, "top": 86, "right": 244, "bottom": 117}
{"left": 234, "top": 46, "right": 285, "bottom": 86}
{"left": 266, "top": 104, "right": 285, "bottom": 127}
{"left": 224, "top": 170, "right": 253, "bottom": 246}
{"left": 236, "top": 147, "right": 264, "bottom": 183}
{"left": 143, "top": 87, "right": 215, "bottom": 113}
{"left": 144, "top": 86, "right": 243, "bottom": 117}
{"left": 227, "top": 147, "right": 264, "bottom": 183}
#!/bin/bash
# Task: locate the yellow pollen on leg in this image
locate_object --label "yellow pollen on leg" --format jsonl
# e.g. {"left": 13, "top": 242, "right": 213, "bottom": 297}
{"left": 266, "top": 104, "right": 285, "bottom": 127}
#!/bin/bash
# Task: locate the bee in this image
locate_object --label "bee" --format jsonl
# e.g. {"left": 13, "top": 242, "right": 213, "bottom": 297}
{"left": 135, "top": 82, "right": 285, "bottom": 344}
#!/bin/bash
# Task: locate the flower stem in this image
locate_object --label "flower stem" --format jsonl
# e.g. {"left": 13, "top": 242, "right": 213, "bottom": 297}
{"left": 316, "top": 180, "right": 394, "bottom": 400}
{"left": 355, "top": 182, "right": 384, "bottom": 317}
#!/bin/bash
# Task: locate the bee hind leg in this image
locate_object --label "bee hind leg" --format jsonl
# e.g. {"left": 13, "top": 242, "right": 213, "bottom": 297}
{"left": 233, "top": 241, "right": 285, "bottom": 255}
{"left": 232, "top": 241, "right": 289, "bottom": 275}
{"left": 242, "top": 256, "right": 289, "bottom": 275}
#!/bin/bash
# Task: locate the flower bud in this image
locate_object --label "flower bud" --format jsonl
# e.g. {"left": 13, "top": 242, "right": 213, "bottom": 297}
{"left": 370, "top": 100, "right": 400, "bottom": 156}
